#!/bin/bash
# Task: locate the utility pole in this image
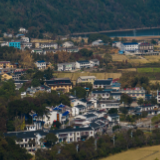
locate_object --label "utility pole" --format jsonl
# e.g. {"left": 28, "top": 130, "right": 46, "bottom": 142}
{"left": 112, "top": 135, "right": 115, "bottom": 146}
{"left": 76, "top": 144, "right": 79, "bottom": 152}
{"left": 94, "top": 138, "right": 97, "bottom": 150}
{"left": 74, "top": 90, "right": 76, "bottom": 97}
{"left": 58, "top": 149, "right": 61, "bottom": 154}
{"left": 131, "top": 131, "right": 133, "bottom": 138}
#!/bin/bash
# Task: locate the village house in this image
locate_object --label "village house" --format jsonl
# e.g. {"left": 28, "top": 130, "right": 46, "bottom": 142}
{"left": 1, "top": 73, "right": 12, "bottom": 81}
{"left": 21, "top": 37, "right": 29, "bottom": 43}
{"left": 77, "top": 76, "right": 96, "bottom": 84}
{"left": 62, "top": 41, "right": 74, "bottom": 48}
{"left": 93, "top": 79, "right": 112, "bottom": 89}
{"left": 120, "top": 87, "right": 146, "bottom": 100}
{"left": 120, "top": 42, "right": 139, "bottom": 52}
{"left": 19, "top": 27, "right": 28, "bottom": 33}
{"left": 45, "top": 78, "right": 72, "bottom": 93}
{"left": 0, "top": 61, "right": 13, "bottom": 69}
{"left": 92, "top": 39, "right": 104, "bottom": 46}
{"left": 57, "top": 62, "right": 76, "bottom": 71}
{"left": 139, "top": 42, "right": 154, "bottom": 53}
{"left": 97, "top": 100, "right": 120, "bottom": 110}
{"left": 40, "top": 43, "right": 58, "bottom": 49}
{"left": 35, "top": 60, "right": 47, "bottom": 70}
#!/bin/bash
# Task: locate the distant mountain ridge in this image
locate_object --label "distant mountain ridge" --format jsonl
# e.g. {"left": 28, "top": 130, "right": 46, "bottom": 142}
{"left": 0, "top": 0, "right": 160, "bottom": 35}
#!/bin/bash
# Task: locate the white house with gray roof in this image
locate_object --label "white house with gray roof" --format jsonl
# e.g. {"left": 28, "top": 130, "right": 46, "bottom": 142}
{"left": 57, "top": 62, "right": 76, "bottom": 71}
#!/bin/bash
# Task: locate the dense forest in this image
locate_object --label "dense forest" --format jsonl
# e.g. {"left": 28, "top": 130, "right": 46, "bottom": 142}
{"left": 1, "top": 0, "right": 160, "bottom": 35}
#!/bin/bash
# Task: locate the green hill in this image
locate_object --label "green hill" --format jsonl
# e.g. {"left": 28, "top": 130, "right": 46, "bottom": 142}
{"left": 1, "top": 0, "right": 160, "bottom": 35}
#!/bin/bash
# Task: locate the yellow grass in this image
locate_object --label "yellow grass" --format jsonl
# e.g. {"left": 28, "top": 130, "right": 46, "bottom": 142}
{"left": 150, "top": 80, "right": 160, "bottom": 84}
{"left": 112, "top": 54, "right": 128, "bottom": 62}
{"left": 100, "top": 145, "right": 160, "bottom": 160}
{"left": 118, "top": 68, "right": 137, "bottom": 72}
{"left": 144, "top": 55, "right": 160, "bottom": 63}
{"left": 54, "top": 72, "right": 122, "bottom": 85}
{"left": 31, "top": 38, "right": 54, "bottom": 43}
{"left": 128, "top": 59, "right": 149, "bottom": 64}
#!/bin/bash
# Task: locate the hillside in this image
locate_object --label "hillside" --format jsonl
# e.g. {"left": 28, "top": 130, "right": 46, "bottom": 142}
{"left": 1, "top": 0, "right": 160, "bottom": 35}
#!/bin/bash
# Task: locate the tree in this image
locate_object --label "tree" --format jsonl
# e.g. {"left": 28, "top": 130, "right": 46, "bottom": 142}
{"left": 44, "top": 133, "right": 58, "bottom": 147}
{"left": 71, "top": 86, "right": 86, "bottom": 98}
{"left": 31, "top": 78, "right": 41, "bottom": 87}
{"left": 52, "top": 121, "right": 61, "bottom": 129}
{"left": 57, "top": 51, "right": 71, "bottom": 63}
{"left": 78, "top": 48, "right": 93, "bottom": 57}
{"left": 108, "top": 108, "right": 118, "bottom": 114}
{"left": 0, "top": 106, "right": 7, "bottom": 132}
{"left": 137, "top": 98, "right": 144, "bottom": 106}
{"left": 121, "top": 94, "right": 133, "bottom": 106}
{"left": 19, "top": 50, "right": 35, "bottom": 68}
{"left": 119, "top": 107, "right": 128, "bottom": 115}
{"left": 151, "top": 39, "right": 157, "bottom": 45}
{"left": 44, "top": 68, "right": 53, "bottom": 80}
{"left": 0, "top": 136, "right": 32, "bottom": 160}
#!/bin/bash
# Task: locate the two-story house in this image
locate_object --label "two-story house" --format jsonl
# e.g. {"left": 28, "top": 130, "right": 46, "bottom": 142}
{"left": 77, "top": 76, "right": 96, "bottom": 84}
{"left": 40, "top": 43, "right": 58, "bottom": 49}
{"left": 76, "top": 60, "right": 91, "bottom": 69}
{"left": 91, "top": 90, "right": 110, "bottom": 99}
{"left": 98, "top": 100, "right": 120, "bottom": 111}
{"left": 35, "top": 60, "right": 47, "bottom": 70}
{"left": 57, "top": 62, "right": 76, "bottom": 71}
{"left": 45, "top": 78, "right": 72, "bottom": 93}
{"left": 120, "top": 87, "right": 146, "bottom": 100}
{"left": 120, "top": 43, "right": 139, "bottom": 52}
{"left": 93, "top": 79, "right": 112, "bottom": 89}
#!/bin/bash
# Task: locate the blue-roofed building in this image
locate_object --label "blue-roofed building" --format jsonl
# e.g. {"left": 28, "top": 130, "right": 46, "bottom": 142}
{"left": 120, "top": 42, "right": 139, "bottom": 52}
{"left": 112, "top": 82, "right": 121, "bottom": 90}
{"left": 9, "top": 41, "right": 21, "bottom": 49}
{"left": 35, "top": 60, "right": 46, "bottom": 70}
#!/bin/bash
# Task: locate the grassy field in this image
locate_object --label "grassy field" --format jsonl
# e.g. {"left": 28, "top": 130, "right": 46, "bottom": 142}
{"left": 137, "top": 68, "right": 160, "bottom": 73}
{"left": 112, "top": 54, "right": 128, "bottom": 62}
{"left": 54, "top": 72, "right": 122, "bottom": 85}
{"left": 100, "top": 145, "right": 160, "bottom": 160}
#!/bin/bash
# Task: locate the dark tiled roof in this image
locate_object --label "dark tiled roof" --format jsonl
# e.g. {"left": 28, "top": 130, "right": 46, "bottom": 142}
{"left": 4, "top": 130, "right": 46, "bottom": 139}
{"left": 84, "top": 114, "right": 97, "bottom": 118}
{"left": 111, "top": 93, "right": 121, "bottom": 96}
{"left": 75, "top": 105, "right": 86, "bottom": 109}
{"left": 79, "top": 98, "right": 87, "bottom": 103}
{"left": 94, "top": 80, "right": 112, "bottom": 85}
{"left": 92, "top": 91, "right": 110, "bottom": 94}
{"left": 77, "top": 60, "right": 89, "bottom": 63}
{"left": 45, "top": 79, "right": 72, "bottom": 85}
{"left": 50, "top": 127, "right": 93, "bottom": 134}
{"left": 108, "top": 114, "right": 119, "bottom": 118}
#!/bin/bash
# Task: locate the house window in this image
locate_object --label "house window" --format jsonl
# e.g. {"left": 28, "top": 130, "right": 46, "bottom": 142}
{"left": 70, "top": 133, "right": 72, "bottom": 136}
{"left": 77, "top": 133, "right": 79, "bottom": 135}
